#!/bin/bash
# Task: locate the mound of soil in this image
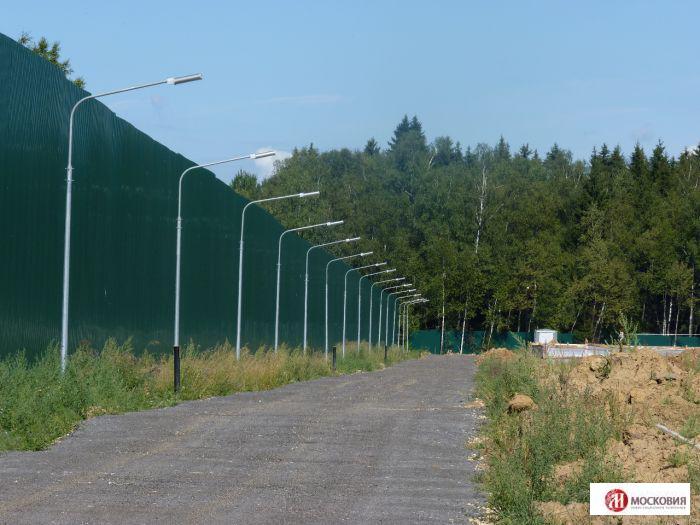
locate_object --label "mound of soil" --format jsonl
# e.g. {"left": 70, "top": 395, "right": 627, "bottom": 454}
{"left": 507, "top": 393, "right": 535, "bottom": 413}
{"left": 537, "top": 348, "right": 700, "bottom": 524}
{"left": 475, "top": 347, "right": 515, "bottom": 364}
{"left": 672, "top": 347, "right": 700, "bottom": 371}
{"left": 565, "top": 348, "right": 697, "bottom": 430}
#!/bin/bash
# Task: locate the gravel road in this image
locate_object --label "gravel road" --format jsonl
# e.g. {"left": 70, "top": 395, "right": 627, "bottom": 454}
{"left": 0, "top": 354, "right": 484, "bottom": 524}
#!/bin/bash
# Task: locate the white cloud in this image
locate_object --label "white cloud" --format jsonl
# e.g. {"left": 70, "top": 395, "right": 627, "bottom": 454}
{"left": 253, "top": 148, "right": 292, "bottom": 180}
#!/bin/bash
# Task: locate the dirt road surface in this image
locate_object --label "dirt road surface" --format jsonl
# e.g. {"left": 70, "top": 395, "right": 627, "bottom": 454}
{"left": 0, "top": 354, "right": 484, "bottom": 524}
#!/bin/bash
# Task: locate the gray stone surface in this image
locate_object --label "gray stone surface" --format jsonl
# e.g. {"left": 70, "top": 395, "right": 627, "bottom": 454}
{"left": 0, "top": 354, "right": 484, "bottom": 524}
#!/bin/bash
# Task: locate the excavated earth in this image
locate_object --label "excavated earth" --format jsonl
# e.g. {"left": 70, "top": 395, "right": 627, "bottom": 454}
{"left": 536, "top": 347, "right": 700, "bottom": 525}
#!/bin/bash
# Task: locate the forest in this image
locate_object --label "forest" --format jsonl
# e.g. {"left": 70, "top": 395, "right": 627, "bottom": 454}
{"left": 232, "top": 116, "right": 699, "bottom": 343}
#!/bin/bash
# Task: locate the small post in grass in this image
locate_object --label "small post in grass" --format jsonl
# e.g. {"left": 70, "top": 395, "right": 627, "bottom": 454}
{"left": 384, "top": 344, "right": 388, "bottom": 364}
{"left": 173, "top": 346, "right": 181, "bottom": 393}
{"left": 332, "top": 345, "right": 337, "bottom": 371}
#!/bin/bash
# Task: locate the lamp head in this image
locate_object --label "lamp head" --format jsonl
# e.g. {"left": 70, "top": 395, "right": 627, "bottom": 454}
{"left": 299, "top": 191, "right": 320, "bottom": 198}
{"left": 167, "top": 73, "right": 203, "bottom": 85}
{"left": 250, "top": 151, "right": 275, "bottom": 160}
{"left": 327, "top": 220, "right": 344, "bottom": 226}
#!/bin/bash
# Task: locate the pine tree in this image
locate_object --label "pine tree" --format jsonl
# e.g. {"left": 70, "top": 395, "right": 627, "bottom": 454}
{"left": 650, "top": 141, "right": 672, "bottom": 194}
{"left": 495, "top": 136, "right": 510, "bottom": 161}
{"left": 364, "top": 138, "right": 380, "bottom": 156}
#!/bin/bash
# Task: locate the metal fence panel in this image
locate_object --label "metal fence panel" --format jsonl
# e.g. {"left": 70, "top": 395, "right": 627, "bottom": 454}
{"left": 0, "top": 33, "right": 369, "bottom": 358}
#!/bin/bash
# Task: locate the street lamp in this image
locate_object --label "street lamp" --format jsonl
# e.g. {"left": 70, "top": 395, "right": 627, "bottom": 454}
{"left": 403, "top": 298, "right": 428, "bottom": 351}
{"left": 368, "top": 278, "right": 406, "bottom": 351}
{"left": 275, "top": 220, "right": 343, "bottom": 351}
{"left": 173, "top": 150, "right": 274, "bottom": 391}
{"left": 342, "top": 262, "right": 386, "bottom": 357}
{"left": 235, "top": 190, "right": 320, "bottom": 359}
{"left": 386, "top": 286, "right": 412, "bottom": 347}
{"left": 377, "top": 282, "right": 404, "bottom": 348}
{"left": 357, "top": 268, "right": 396, "bottom": 353}
{"left": 386, "top": 286, "right": 414, "bottom": 349}
{"left": 398, "top": 295, "right": 422, "bottom": 348}
{"left": 325, "top": 252, "right": 372, "bottom": 358}
{"left": 395, "top": 292, "right": 420, "bottom": 347}
{"left": 377, "top": 284, "right": 412, "bottom": 348}
{"left": 367, "top": 277, "right": 404, "bottom": 351}
{"left": 389, "top": 288, "right": 415, "bottom": 344}
{"left": 303, "top": 237, "right": 360, "bottom": 353}
{"left": 60, "top": 73, "right": 203, "bottom": 373}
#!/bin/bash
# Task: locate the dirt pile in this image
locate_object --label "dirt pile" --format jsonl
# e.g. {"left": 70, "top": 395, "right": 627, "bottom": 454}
{"left": 475, "top": 348, "right": 515, "bottom": 365}
{"left": 507, "top": 393, "right": 535, "bottom": 413}
{"left": 673, "top": 347, "right": 700, "bottom": 372}
{"left": 566, "top": 348, "right": 697, "bottom": 432}
{"left": 538, "top": 348, "right": 700, "bottom": 524}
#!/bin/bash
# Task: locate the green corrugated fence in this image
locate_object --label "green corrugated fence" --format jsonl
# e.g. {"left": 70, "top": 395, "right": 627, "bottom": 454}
{"left": 0, "top": 33, "right": 391, "bottom": 358}
{"left": 409, "top": 331, "right": 534, "bottom": 354}
{"left": 409, "top": 330, "right": 700, "bottom": 353}
{"left": 635, "top": 334, "right": 700, "bottom": 347}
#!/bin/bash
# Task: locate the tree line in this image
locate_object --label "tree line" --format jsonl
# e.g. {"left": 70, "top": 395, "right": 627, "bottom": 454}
{"left": 232, "top": 116, "right": 699, "bottom": 343}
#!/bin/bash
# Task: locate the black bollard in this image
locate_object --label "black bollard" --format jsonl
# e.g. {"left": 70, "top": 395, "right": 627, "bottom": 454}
{"left": 173, "top": 345, "right": 181, "bottom": 393}
{"left": 332, "top": 346, "right": 337, "bottom": 371}
{"left": 384, "top": 344, "right": 388, "bottom": 364}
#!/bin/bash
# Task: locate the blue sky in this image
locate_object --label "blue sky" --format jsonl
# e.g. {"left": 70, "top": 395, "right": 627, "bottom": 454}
{"left": 4, "top": 1, "right": 699, "bottom": 181}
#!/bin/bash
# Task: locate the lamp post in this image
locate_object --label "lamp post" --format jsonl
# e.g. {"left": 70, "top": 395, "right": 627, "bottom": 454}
{"left": 173, "top": 150, "right": 274, "bottom": 391}
{"left": 403, "top": 298, "right": 428, "bottom": 351}
{"left": 396, "top": 293, "right": 420, "bottom": 347}
{"left": 386, "top": 288, "right": 413, "bottom": 347}
{"left": 235, "top": 191, "right": 320, "bottom": 359}
{"left": 388, "top": 286, "right": 414, "bottom": 345}
{"left": 275, "top": 220, "right": 343, "bottom": 351}
{"left": 357, "top": 269, "right": 396, "bottom": 353}
{"left": 400, "top": 295, "right": 423, "bottom": 349}
{"left": 399, "top": 294, "right": 420, "bottom": 349}
{"left": 303, "top": 237, "right": 360, "bottom": 353}
{"left": 60, "top": 73, "right": 203, "bottom": 373}
{"left": 342, "top": 262, "right": 386, "bottom": 357}
{"left": 378, "top": 277, "right": 413, "bottom": 344}
{"left": 368, "top": 278, "right": 405, "bottom": 351}
{"left": 385, "top": 287, "right": 413, "bottom": 349}
{"left": 378, "top": 285, "right": 407, "bottom": 347}
{"left": 325, "top": 252, "right": 372, "bottom": 358}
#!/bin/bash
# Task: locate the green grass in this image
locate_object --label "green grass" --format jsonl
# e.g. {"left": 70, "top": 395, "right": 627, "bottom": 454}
{"left": 680, "top": 414, "right": 700, "bottom": 440}
{"left": 474, "top": 350, "right": 625, "bottom": 524}
{"left": 669, "top": 448, "right": 691, "bottom": 468}
{"left": 690, "top": 456, "right": 700, "bottom": 493}
{"left": 0, "top": 339, "right": 420, "bottom": 452}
